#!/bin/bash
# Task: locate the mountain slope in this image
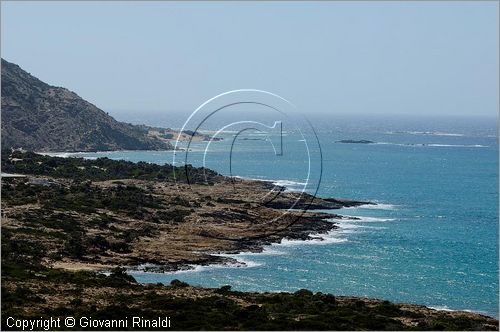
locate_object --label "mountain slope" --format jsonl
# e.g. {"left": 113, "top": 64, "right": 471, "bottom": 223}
{"left": 1, "top": 59, "right": 172, "bottom": 152}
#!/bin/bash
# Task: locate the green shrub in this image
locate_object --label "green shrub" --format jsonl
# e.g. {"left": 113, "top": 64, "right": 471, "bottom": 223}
{"left": 170, "top": 279, "right": 189, "bottom": 288}
{"left": 216, "top": 285, "right": 232, "bottom": 294}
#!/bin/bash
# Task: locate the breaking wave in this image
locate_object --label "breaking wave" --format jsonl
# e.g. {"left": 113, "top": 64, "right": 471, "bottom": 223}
{"left": 385, "top": 131, "right": 464, "bottom": 137}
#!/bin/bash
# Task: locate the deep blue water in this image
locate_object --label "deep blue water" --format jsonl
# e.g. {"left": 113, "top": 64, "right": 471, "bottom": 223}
{"left": 64, "top": 116, "right": 498, "bottom": 317}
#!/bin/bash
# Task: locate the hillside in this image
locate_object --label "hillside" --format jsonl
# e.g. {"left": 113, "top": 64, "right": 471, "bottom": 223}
{"left": 1, "top": 59, "right": 172, "bottom": 152}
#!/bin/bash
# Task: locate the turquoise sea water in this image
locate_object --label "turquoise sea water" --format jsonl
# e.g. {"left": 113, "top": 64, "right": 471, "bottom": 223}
{"left": 68, "top": 116, "right": 498, "bottom": 317}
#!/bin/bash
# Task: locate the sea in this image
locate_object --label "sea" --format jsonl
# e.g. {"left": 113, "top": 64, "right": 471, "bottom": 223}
{"left": 60, "top": 114, "right": 499, "bottom": 317}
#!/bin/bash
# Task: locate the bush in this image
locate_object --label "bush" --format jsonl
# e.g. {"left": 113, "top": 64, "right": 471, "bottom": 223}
{"left": 216, "top": 285, "right": 232, "bottom": 294}
{"left": 109, "top": 267, "right": 136, "bottom": 283}
{"left": 65, "top": 233, "right": 86, "bottom": 259}
{"left": 294, "top": 289, "right": 313, "bottom": 297}
{"left": 170, "top": 279, "right": 189, "bottom": 288}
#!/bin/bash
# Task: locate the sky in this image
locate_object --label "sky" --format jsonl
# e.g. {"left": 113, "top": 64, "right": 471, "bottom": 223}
{"left": 1, "top": 1, "right": 499, "bottom": 119}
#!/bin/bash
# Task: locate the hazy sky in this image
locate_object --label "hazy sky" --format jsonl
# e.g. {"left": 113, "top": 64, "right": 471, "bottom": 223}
{"left": 1, "top": 1, "right": 498, "bottom": 118}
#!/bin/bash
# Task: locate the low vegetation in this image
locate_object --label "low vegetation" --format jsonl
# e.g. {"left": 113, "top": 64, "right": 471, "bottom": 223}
{"left": 2, "top": 258, "right": 498, "bottom": 331}
{"left": 1, "top": 150, "right": 498, "bottom": 330}
{"left": 2, "top": 149, "right": 220, "bottom": 183}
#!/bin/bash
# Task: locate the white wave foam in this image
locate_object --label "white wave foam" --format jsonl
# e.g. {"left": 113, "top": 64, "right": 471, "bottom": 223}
{"left": 336, "top": 223, "right": 366, "bottom": 234}
{"left": 153, "top": 264, "right": 215, "bottom": 275}
{"left": 39, "top": 152, "right": 79, "bottom": 158}
{"left": 337, "top": 222, "right": 367, "bottom": 229}
{"left": 431, "top": 132, "right": 464, "bottom": 137}
{"left": 176, "top": 260, "right": 261, "bottom": 275}
{"left": 232, "top": 247, "right": 287, "bottom": 256}
{"left": 132, "top": 255, "right": 263, "bottom": 276}
{"left": 272, "top": 180, "right": 307, "bottom": 188}
{"left": 427, "top": 144, "right": 488, "bottom": 148}
{"left": 429, "top": 305, "right": 455, "bottom": 311}
{"left": 374, "top": 142, "right": 423, "bottom": 147}
{"left": 232, "top": 176, "right": 307, "bottom": 193}
{"left": 345, "top": 203, "right": 397, "bottom": 210}
{"left": 232, "top": 258, "right": 262, "bottom": 268}
{"left": 211, "top": 253, "right": 263, "bottom": 269}
{"left": 273, "top": 230, "right": 348, "bottom": 247}
{"left": 342, "top": 215, "right": 396, "bottom": 222}
{"left": 262, "top": 248, "right": 287, "bottom": 255}
{"left": 386, "top": 131, "right": 464, "bottom": 137}
{"left": 374, "top": 142, "right": 487, "bottom": 148}
{"left": 232, "top": 176, "right": 306, "bottom": 187}
{"left": 335, "top": 222, "right": 385, "bottom": 233}
{"left": 278, "top": 237, "right": 348, "bottom": 246}
{"left": 428, "top": 306, "right": 490, "bottom": 316}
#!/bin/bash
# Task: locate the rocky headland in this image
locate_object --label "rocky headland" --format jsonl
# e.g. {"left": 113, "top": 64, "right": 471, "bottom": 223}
{"left": 1, "top": 149, "right": 367, "bottom": 273}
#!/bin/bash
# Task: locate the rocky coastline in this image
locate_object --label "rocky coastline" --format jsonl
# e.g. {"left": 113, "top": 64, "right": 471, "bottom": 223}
{"left": 1, "top": 149, "right": 368, "bottom": 274}
{"left": 2, "top": 150, "right": 498, "bottom": 330}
